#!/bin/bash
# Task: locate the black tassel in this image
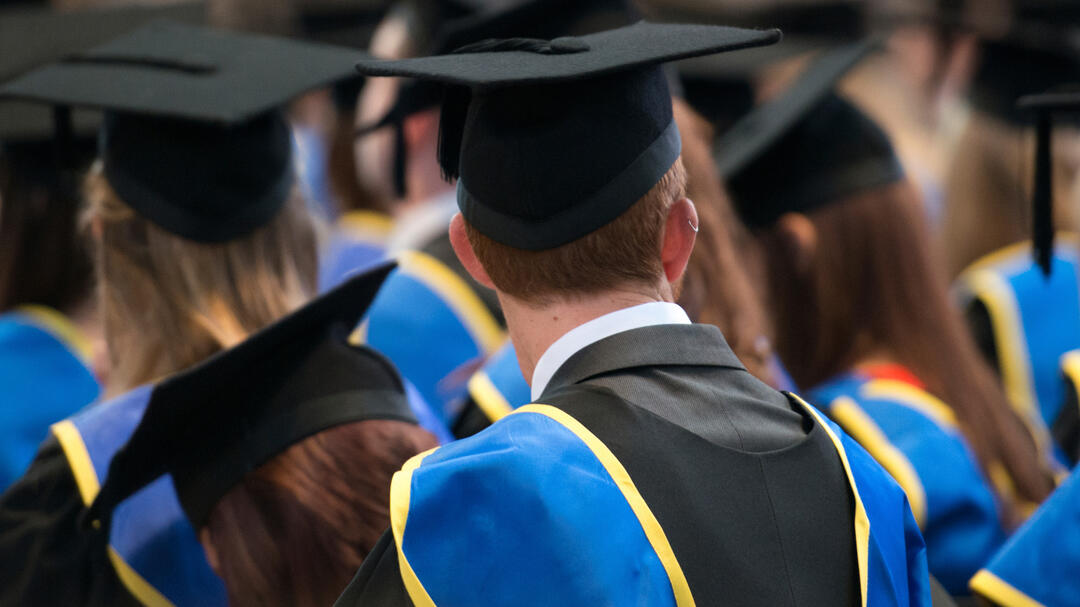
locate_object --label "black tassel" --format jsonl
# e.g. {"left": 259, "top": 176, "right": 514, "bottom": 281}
{"left": 1033, "top": 114, "right": 1054, "bottom": 277}
{"left": 436, "top": 85, "right": 471, "bottom": 182}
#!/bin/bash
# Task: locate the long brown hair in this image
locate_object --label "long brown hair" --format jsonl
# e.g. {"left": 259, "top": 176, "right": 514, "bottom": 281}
{"left": 758, "top": 181, "right": 1054, "bottom": 515}
{"left": 83, "top": 165, "right": 318, "bottom": 395}
{"left": 0, "top": 143, "right": 93, "bottom": 314}
{"left": 202, "top": 420, "right": 438, "bottom": 607}
{"left": 672, "top": 99, "right": 776, "bottom": 386}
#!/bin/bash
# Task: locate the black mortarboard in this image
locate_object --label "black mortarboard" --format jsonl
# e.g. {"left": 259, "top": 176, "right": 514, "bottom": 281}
{"left": 356, "top": 21, "right": 781, "bottom": 250}
{"left": 85, "top": 261, "right": 418, "bottom": 530}
{"left": 0, "top": 21, "right": 366, "bottom": 243}
{"left": 1016, "top": 90, "right": 1080, "bottom": 276}
{"left": 718, "top": 39, "right": 903, "bottom": 229}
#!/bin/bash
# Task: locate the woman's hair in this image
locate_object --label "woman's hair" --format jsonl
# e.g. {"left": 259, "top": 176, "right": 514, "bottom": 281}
{"left": 672, "top": 99, "right": 776, "bottom": 386}
{"left": 758, "top": 181, "right": 1054, "bottom": 516}
{"left": 83, "top": 164, "right": 318, "bottom": 395}
{"left": 202, "top": 420, "right": 438, "bottom": 607}
{"left": 0, "top": 143, "right": 94, "bottom": 313}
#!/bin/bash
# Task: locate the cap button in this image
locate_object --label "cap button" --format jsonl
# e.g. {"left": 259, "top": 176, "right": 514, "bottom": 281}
{"left": 548, "top": 37, "right": 590, "bottom": 54}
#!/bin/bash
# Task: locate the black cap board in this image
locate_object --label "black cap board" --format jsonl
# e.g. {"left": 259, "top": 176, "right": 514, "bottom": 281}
{"left": 355, "top": 21, "right": 782, "bottom": 250}
{"left": 718, "top": 39, "right": 904, "bottom": 229}
{"left": 1016, "top": 90, "right": 1080, "bottom": 276}
{"left": 85, "top": 261, "right": 417, "bottom": 530}
{"left": 0, "top": 21, "right": 367, "bottom": 243}
{"left": 0, "top": 2, "right": 206, "bottom": 144}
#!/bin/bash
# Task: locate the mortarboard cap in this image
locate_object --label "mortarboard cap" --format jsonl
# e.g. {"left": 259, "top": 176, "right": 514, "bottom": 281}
{"left": 355, "top": 21, "right": 781, "bottom": 250}
{"left": 1016, "top": 90, "right": 1080, "bottom": 276}
{"left": 718, "top": 39, "right": 903, "bottom": 229}
{"left": 0, "top": 21, "right": 366, "bottom": 243}
{"left": 85, "top": 261, "right": 417, "bottom": 530}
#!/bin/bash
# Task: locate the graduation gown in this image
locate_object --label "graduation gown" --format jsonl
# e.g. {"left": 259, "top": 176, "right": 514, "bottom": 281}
{"left": 956, "top": 236, "right": 1080, "bottom": 470}
{"left": 0, "top": 306, "right": 100, "bottom": 491}
{"left": 0, "top": 378, "right": 447, "bottom": 606}
{"left": 317, "top": 210, "right": 394, "bottom": 292}
{"left": 810, "top": 369, "right": 1008, "bottom": 596}
{"left": 337, "top": 324, "right": 930, "bottom": 606}
{"left": 970, "top": 469, "right": 1080, "bottom": 606}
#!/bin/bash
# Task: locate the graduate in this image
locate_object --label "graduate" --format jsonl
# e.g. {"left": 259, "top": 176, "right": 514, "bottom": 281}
{"left": 83, "top": 265, "right": 438, "bottom": 607}
{"left": 945, "top": 2, "right": 1080, "bottom": 469}
{"left": 0, "top": 2, "right": 205, "bottom": 493}
{"left": 720, "top": 40, "right": 1054, "bottom": 597}
{"left": 339, "top": 21, "right": 930, "bottom": 606}
{"left": 966, "top": 89, "right": 1080, "bottom": 607}
{"left": 455, "top": 92, "right": 785, "bottom": 438}
{"left": 0, "top": 22, "right": 440, "bottom": 606}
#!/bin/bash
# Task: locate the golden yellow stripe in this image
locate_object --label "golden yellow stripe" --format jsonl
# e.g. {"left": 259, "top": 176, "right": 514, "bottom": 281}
{"left": 798, "top": 398, "right": 872, "bottom": 607}
{"left": 468, "top": 371, "right": 514, "bottom": 422}
{"left": 860, "top": 380, "right": 958, "bottom": 430}
{"left": 396, "top": 250, "right": 504, "bottom": 355}
{"left": 962, "top": 233, "right": 1079, "bottom": 274}
{"left": 108, "top": 548, "right": 175, "bottom": 607}
{"left": 53, "top": 420, "right": 177, "bottom": 607}
{"left": 515, "top": 404, "right": 697, "bottom": 607}
{"left": 960, "top": 269, "right": 1059, "bottom": 469}
{"left": 829, "top": 397, "right": 927, "bottom": 528}
{"left": 970, "top": 569, "right": 1044, "bottom": 607}
{"left": 50, "top": 420, "right": 100, "bottom": 506}
{"left": 338, "top": 210, "right": 395, "bottom": 245}
{"left": 16, "top": 304, "right": 93, "bottom": 364}
{"left": 1061, "top": 351, "right": 1080, "bottom": 415}
{"left": 390, "top": 446, "right": 440, "bottom": 607}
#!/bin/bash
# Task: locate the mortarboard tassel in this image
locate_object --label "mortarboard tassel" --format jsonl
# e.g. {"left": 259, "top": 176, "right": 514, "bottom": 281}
{"left": 1033, "top": 113, "right": 1054, "bottom": 277}
{"left": 436, "top": 84, "right": 471, "bottom": 181}
{"left": 392, "top": 121, "right": 408, "bottom": 198}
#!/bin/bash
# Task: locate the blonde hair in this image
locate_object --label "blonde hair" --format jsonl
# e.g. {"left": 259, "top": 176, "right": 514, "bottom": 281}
{"left": 83, "top": 164, "right": 317, "bottom": 395}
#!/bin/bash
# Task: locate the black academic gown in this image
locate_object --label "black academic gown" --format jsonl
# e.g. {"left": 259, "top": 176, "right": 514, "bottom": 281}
{"left": 0, "top": 438, "right": 139, "bottom": 607}
{"left": 337, "top": 324, "right": 864, "bottom": 606}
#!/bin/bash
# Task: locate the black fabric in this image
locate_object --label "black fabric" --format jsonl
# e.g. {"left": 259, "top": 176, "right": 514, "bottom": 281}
{"left": 726, "top": 93, "right": 903, "bottom": 229}
{"left": 0, "top": 438, "right": 139, "bottom": 607}
{"left": 100, "top": 110, "right": 293, "bottom": 243}
{"left": 333, "top": 530, "right": 412, "bottom": 607}
{"left": 964, "top": 299, "right": 1001, "bottom": 375}
{"left": 450, "top": 398, "right": 493, "bottom": 439}
{"left": 1054, "top": 374, "right": 1080, "bottom": 467}
{"left": 86, "top": 263, "right": 418, "bottom": 530}
{"left": 543, "top": 384, "right": 859, "bottom": 605}
{"left": 354, "top": 22, "right": 780, "bottom": 249}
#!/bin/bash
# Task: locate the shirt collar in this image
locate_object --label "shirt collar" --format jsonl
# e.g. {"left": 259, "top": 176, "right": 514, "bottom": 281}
{"left": 530, "top": 301, "right": 691, "bottom": 400}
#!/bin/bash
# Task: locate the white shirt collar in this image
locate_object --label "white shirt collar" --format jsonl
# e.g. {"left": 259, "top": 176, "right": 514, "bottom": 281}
{"left": 530, "top": 301, "right": 691, "bottom": 400}
{"left": 386, "top": 189, "right": 459, "bottom": 253}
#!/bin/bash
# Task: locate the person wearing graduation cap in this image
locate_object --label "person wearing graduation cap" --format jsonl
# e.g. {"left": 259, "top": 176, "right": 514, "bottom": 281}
{"left": 79, "top": 264, "right": 438, "bottom": 607}
{"left": 945, "top": 3, "right": 1080, "bottom": 472}
{"left": 963, "top": 89, "right": 1080, "bottom": 607}
{"left": 338, "top": 21, "right": 931, "bottom": 606}
{"left": 718, "top": 38, "right": 1055, "bottom": 598}
{"left": 0, "top": 22, "right": 443, "bottom": 606}
{"left": 0, "top": 2, "right": 207, "bottom": 494}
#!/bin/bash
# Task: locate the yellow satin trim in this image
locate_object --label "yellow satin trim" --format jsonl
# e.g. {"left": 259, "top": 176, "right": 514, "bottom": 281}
{"left": 14, "top": 304, "right": 93, "bottom": 364}
{"left": 860, "top": 379, "right": 958, "bottom": 430}
{"left": 396, "top": 250, "right": 504, "bottom": 355}
{"left": 799, "top": 397, "right": 873, "bottom": 607}
{"left": 970, "top": 569, "right": 1044, "bottom": 607}
{"left": 389, "top": 447, "right": 440, "bottom": 607}
{"left": 337, "top": 210, "right": 394, "bottom": 245}
{"left": 467, "top": 370, "right": 513, "bottom": 422}
{"left": 50, "top": 420, "right": 175, "bottom": 607}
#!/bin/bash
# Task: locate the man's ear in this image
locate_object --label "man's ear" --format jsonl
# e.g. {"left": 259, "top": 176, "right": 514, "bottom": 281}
{"left": 774, "top": 212, "right": 818, "bottom": 274}
{"left": 448, "top": 213, "right": 496, "bottom": 290}
{"left": 661, "top": 197, "right": 698, "bottom": 284}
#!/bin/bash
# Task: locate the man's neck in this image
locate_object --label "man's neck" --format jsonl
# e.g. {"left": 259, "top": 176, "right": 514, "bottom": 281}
{"left": 501, "top": 283, "right": 672, "bottom": 388}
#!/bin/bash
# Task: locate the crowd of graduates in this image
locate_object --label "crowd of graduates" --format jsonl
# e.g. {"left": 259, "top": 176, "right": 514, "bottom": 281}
{"left": 0, "top": 0, "right": 1078, "bottom": 605}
